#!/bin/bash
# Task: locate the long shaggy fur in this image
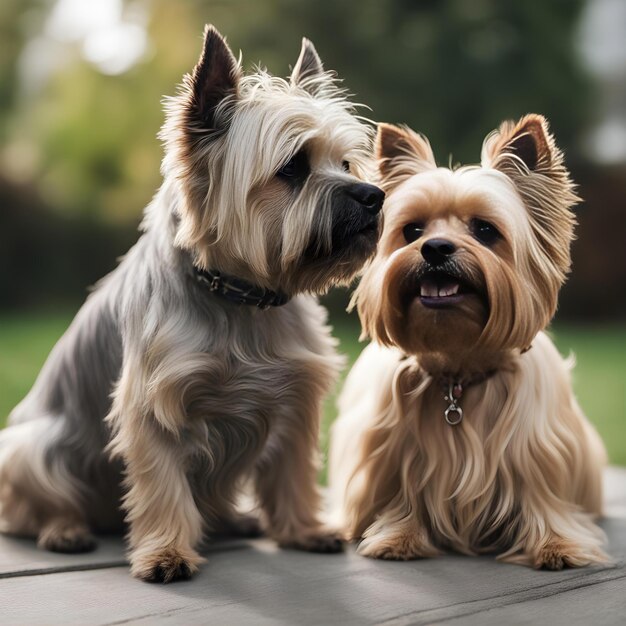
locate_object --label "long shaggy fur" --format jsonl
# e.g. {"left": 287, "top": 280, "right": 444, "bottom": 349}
{"left": 161, "top": 39, "right": 374, "bottom": 294}
{"left": 0, "top": 26, "right": 382, "bottom": 582}
{"left": 330, "top": 115, "right": 608, "bottom": 569}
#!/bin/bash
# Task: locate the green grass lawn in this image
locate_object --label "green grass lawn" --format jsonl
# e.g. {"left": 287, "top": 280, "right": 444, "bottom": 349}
{"left": 0, "top": 311, "right": 73, "bottom": 425}
{"left": 1, "top": 311, "right": 625, "bottom": 473}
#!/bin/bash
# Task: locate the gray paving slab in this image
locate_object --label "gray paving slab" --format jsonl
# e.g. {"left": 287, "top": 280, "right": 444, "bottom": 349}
{"left": 0, "top": 467, "right": 624, "bottom": 625}
{"left": 0, "top": 535, "right": 126, "bottom": 578}
{"left": 440, "top": 577, "right": 626, "bottom": 626}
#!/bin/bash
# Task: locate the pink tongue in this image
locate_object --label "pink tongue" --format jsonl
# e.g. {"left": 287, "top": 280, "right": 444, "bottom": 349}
{"left": 420, "top": 279, "right": 460, "bottom": 298}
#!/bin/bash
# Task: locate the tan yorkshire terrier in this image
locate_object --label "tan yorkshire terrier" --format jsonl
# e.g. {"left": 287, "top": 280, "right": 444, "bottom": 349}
{"left": 0, "top": 26, "right": 384, "bottom": 582}
{"left": 330, "top": 115, "right": 609, "bottom": 569}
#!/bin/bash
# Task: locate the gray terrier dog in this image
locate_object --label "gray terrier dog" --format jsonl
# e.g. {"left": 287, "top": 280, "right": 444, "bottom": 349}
{"left": 0, "top": 25, "right": 383, "bottom": 582}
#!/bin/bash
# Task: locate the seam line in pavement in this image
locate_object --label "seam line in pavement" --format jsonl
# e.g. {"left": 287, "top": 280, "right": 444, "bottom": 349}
{"left": 0, "top": 560, "right": 127, "bottom": 579}
{"left": 380, "top": 565, "right": 626, "bottom": 625}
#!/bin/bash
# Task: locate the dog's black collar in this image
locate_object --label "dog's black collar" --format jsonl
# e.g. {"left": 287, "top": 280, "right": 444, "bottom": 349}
{"left": 193, "top": 267, "right": 290, "bottom": 310}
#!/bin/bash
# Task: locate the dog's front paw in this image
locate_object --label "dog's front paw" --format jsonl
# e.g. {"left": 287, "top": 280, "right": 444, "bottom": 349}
{"left": 130, "top": 546, "right": 203, "bottom": 583}
{"left": 534, "top": 539, "right": 608, "bottom": 570}
{"left": 357, "top": 528, "right": 440, "bottom": 561}
{"left": 37, "top": 519, "right": 97, "bottom": 554}
{"left": 279, "top": 530, "right": 344, "bottom": 553}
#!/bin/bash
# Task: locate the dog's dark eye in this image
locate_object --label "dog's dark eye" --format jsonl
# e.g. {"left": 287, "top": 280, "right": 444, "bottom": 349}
{"left": 403, "top": 222, "right": 425, "bottom": 244}
{"left": 277, "top": 149, "right": 310, "bottom": 182}
{"left": 342, "top": 160, "right": 350, "bottom": 173}
{"left": 470, "top": 218, "right": 501, "bottom": 246}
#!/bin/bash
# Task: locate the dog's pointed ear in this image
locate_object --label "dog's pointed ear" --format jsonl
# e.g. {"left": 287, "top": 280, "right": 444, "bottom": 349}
{"left": 376, "top": 123, "right": 436, "bottom": 192}
{"left": 290, "top": 38, "right": 324, "bottom": 91}
{"left": 481, "top": 114, "right": 555, "bottom": 175}
{"left": 482, "top": 114, "right": 579, "bottom": 278}
{"left": 187, "top": 25, "right": 241, "bottom": 128}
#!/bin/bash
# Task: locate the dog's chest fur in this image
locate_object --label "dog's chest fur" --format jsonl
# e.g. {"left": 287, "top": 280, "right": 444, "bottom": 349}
{"left": 173, "top": 298, "right": 342, "bottom": 460}
{"left": 10, "top": 225, "right": 342, "bottom": 527}
{"left": 115, "top": 243, "right": 342, "bottom": 459}
{"left": 143, "top": 290, "right": 343, "bottom": 522}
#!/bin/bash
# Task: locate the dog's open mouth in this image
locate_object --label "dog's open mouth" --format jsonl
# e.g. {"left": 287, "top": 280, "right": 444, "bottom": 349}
{"left": 416, "top": 271, "right": 475, "bottom": 309}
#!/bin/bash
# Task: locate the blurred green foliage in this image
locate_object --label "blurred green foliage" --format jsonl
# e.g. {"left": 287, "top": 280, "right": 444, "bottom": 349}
{"left": 0, "top": 0, "right": 39, "bottom": 142}
{"left": 0, "top": 0, "right": 589, "bottom": 224}
{"left": 0, "top": 0, "right": 624, "bottom": 318}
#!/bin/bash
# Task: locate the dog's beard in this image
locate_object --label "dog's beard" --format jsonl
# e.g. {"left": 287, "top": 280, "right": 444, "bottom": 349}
{"left": 174, "top": 168, "right": 381, "bottom": 296}
{"left": 381, "top": 250, "right": 489, "bottom": 355}
{"left": 282, "top": 182, "right": 380, "bottom": 294}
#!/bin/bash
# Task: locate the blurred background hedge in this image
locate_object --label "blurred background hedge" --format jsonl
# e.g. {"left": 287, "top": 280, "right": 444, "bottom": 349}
{"left": 1, "top": 0, "right": 625, "bottom": 318}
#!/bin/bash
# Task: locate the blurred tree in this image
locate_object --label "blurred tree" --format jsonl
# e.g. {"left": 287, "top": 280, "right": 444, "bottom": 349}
{"left": 9, "top": 2, "right": 196, "bottom": 222}
{"left": 239, "top": 0, "right": 590, "bottom": 164}
{"left": 2, "top": 0, "right": 591, "bottom": 224}
{"left": 0, "top": 0, "right": 45, "bottom": 143}
{"left": 3, "top": 0, "right": 623, "bottom": 319}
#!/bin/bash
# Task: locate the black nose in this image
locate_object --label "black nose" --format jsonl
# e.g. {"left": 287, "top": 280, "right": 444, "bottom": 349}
{"left": 422, "top": 238, "right": 457, "bottom": 266}
{"left": 346, "top": 183, "right": 385, "bottom": 215}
